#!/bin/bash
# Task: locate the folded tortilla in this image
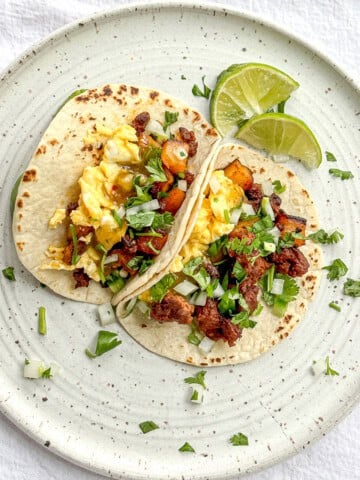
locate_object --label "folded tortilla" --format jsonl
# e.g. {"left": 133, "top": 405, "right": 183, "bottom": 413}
{"left": 116, "top": 144, "right": 323, "bottom": 366}
{"left": 12, "top": 84, "right": 220, "bottom": 303}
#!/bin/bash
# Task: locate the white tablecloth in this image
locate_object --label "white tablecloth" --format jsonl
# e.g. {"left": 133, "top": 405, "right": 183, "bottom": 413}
{"left": 0, "top": 1, "right": 359, "bottom": 479}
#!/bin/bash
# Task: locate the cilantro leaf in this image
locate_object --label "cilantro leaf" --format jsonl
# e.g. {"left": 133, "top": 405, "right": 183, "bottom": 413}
{"left": 152, "top": 212, "right": 174, "bottom": 230}
{"left": 139, "top": 421, "right": 159, "bottom": 434}
{"left": 126, "top": 256, "right": 143, "bottom": 271}
{"left": 232, "top": 262, "right": 247, "bottom": 282}
{"left": 322, "top": 258, "right": 348, "bottom": 281}
{"left": 125, "top": 177, "right": 152, "bottom": 208}
{"left": 218, "top": 286, "right": 240, "bottom": 315}
{"left": 139, "top": 258, "right": 154, "bottom": 275}
{"left": 2, "top": 266, "right": 15, "bottom": 281}
{"left": 163, "top": 111, "right": 179, "bottom": 131}
{"left": 329, "top": 168, "right": 354, "bottom": 180}
{"left": 145, "top": 155, "right": 167, "bottom": 183}
{"left": 207, "top": 235, "right": 228, "bottom": 257}
{"left": 343, "top": 278, "right": 360, "bottom": 297}
{"left": 126, "top": 211, "right": 155, "bottom": 230}
{"left": 150, "top": 273, "right": 176, "bottom": 302}
{"left": 259, "top": 272, "right": 299, "bottom": 317}
{"left": 179, "top": 442, "right": 195, "bottom": 453}
{"left": 85, "top": 330, "right": 121, "bottom": 359}
{"left": 272, "top": 180, "right": 286, "bottom": 194}
{"left": 230, "top": 432, "right": 249, "bottom": 446}
{"left": 325, "top": 151, "right": 337, "bottom": 162}
{"left": 325, "top": 356, "right": 339, "bottom": 376}
{"left": 231, "top": 311, "right": 256, "bottom": 328}
{"left": 307, "top": 229, "right": 344, "bottom": 244}
{"left": 192, "top": 75, "right": 211, "bottom": 99}
{"left": 182, "top": 257, "right": 211, "bottom": 290}
{"left": 188, "top": 322, "right": 201, "bottom": 346}
{"left": 41, "top": 367, "right": 52, "bottom": 379}
{"left": 251, "top": 215, "right": 273, "bottom": 233}
{"left": 277, "top": 232, "right": 304, "bottom": 250}
{"left": 184, "top": 370, "right": 207, "bottom": 389}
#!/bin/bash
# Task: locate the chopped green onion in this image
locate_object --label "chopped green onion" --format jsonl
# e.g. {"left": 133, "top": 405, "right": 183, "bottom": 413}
{"left": 224, "top": 209, "right": 231, "bottom": 224}
{"left": 325, "top": 356, "right": 339, "bottom": 376}
{"left": 38, "top": 306, "right": 47, "bottom": 335}
{"left": 2, "top": 266, "right": 15, "bottom": 281}
{"left": 112, "top": 209, "right": 124, "bottom": 227}
{"left": 329, "top": 302, "right": 341, "bottom": 312}
{"left": 139, "top": 421, "right": 159, "bottom": 434}
{"left": 146, "top": 240, "right": 161, "bottom": 255}
{"left": 69, "top": 224, "right": 80, "bottom": 265}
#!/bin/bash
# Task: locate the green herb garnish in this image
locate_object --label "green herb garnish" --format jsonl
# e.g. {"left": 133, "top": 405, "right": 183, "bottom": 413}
{"left": 126, "top": 211, "right": 155, "bottom": 230}
{"left": 259, "top": 271, "right": 299, "bottom": 317}
{"left": 207, "top": 235, "right": 227, "bottom": 257}
{"left": 329, "top": 168, "right": 354, "bottom": 180}
{"left": 232, "top": 312, "right": 256, "bottom": 328}
{"left": 218, "top": 286, "right": 240, "bottom": 315}
{"left": 2, "top": 266, "right": 15, "bottom": 281}
{"left": 232, "top": 262, "right": 247, "bottom": 282}
{"left": 179, "top": 442, "right": 195, "bottom": 453}
{"left": 163, "top": 111, "right": 179, "bottom": 131}
{"left": 145, "top": 155, "right": 167, "bottom": 183}
{"left": 188, "top": 322, "right": 201, "bottom": 346}
{"left": 192, "top": 75, "right": 211, "bottom": 99}
{"left": 139, "top": 421, "right": 159, "bottom": 434}
{"left": 41, "top": 367, "right": 52, "bottom": 379}
{"left": 152, "top": 212, "right": 174, "bottom": 230}
{"left": 325, "top": 356, "right": 339, "bottom": 376}
{"left": 322, "top": 258, "right": 348, "bottom": 281}
{"left": 184, "top": 370, "right": 207, "bottom": 389}
{"left": 230, "top": 432, "right": 249, "bottom": 446}
{"left": 343, "top": 278, "right": 360, "bottom": 297}
{"left": 38, "top": 306, "right": 47, "bottom": 335}
{"left": 96, "top": 243, "right": 107, "bottom": 283}
{"left": 150, "top": 273, "right": 176, "bottom": 302}
{"left": 85, "top": 330, "right": 121, "bottom": 359}
{"left": 329, "top": 302, "right": 341, "bottom": 312}
{"left": 111, "top": 209, "right": 123, "bottom": 227}
{"left": 325, "top": 151, "right": 337, "bottom": 162}
{"left": 182, "top": 257, "right": 211, "bottom": 290}
{"left": 139, "top": 259, "right": 154, "bottom": 275}
{"left": 272, "top": 180, "right": 286, "bottom": 194}
{"left": 307, "top": 229, "right": 343, "bottom": 244}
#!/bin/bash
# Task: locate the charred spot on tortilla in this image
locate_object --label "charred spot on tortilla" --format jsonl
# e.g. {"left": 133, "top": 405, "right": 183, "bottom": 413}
{"left": 35, "top": 145, "right": 46, "bottom": 156}
{"left": 48, "top": 139, "right": 59, "bottom": 146}
{"left": 130, "top": 86, "right": 139, "bottom": 95}
{"left": 22, "top": 192, "right": 30, "bottom": 198}
{"left": 149, "top": 91, "right": 159, "bottom": 100}
{"left": 17, "top": 199, "right": 23, "bottom": 208}
{"left": 102, "top": 85, "right": 113, "bottom": 96}
{"left": 16, "top": 242, "right": 25, "bottom": 252}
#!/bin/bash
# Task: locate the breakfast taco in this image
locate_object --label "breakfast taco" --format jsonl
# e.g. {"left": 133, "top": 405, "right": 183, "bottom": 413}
{"left": 12, "top": 84, "right": 220, "bottom": 304}
{"left": 116, "top": 144, "right": 323, "bottom": 366}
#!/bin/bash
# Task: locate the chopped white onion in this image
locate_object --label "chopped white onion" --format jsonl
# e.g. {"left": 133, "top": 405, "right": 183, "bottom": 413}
{"left": 209, "top": 175, "right": 221, "bottom": 194}
{"left": 104, "top": 254, "right": 119, "bottom": 265}
{"left": 189, "top": 386, "right": 204, "bottom": 404}
{"left": 230, "top": 207, "right": 242, "bottom": 224}
{"left": 177, "top": 179, "right": 188, "bottom": 192}
{"left": 262, "top": 180, "right": 274, "bottom": 196}
{"left": 140, "top": 199, "right": 160, "bottom": 211}
{"left": 125, "top": 205, "right": 141, "bottom": 216}
{"left": 198, "top": 336, "right": 215, "bottom": 353}
{"left": 121, "top": 297, "right": 138, "bottom": 318}
{"left": 174, "top": 280, "right": 198, "bottom": 296}
{"left": 272, "top": 154, "right": 289, "bottom": 163}
{"left": 146, "top": 119, "right": 168, "bottom": 139}
{"left": 212, "top": 283, "right": 225, "bottom": 298}
{"left": 261, "top": 197, "right": 275, "bottom": 220}
{"left": 263, "top": 241, "right": 276, "bottom": 253}
{"left": 242, "top": 203, "right": 255, "bottom": 216}
{"left": 119, "top": 269, "right": 129, "bottom": 278}
{"left": 268, "top": 226, "right": 281, "bottom": 244}
{"left": 137, "top": 300, "right": 150, "bottom": 315}
{"left": 98, "top": 302, "right": 116, "bottom": 326}
{"left": 24, "top": 359, "right": 45, "bottom": 379}
{"left": 116, "top": 205, "right": 126, "bottom": 219}
{"left": 312, "top": 359, "right": 326, "bottom": 376}
{"left": 193, "top": 291, "right": 208, "bottom": 306}
{"left": 270, "top": 278, "right": 284, "bottom": 295}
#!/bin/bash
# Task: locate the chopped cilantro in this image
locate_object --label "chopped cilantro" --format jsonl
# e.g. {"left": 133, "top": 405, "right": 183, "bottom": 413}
{"left": 125, "top": 177, "right": 152, "bottom": 208}
{"left": 182, "top": 257, "right": 211, "bottom": 290}
{"left": 145, "top": 155, "right": 167, "bottom": 183}
{"left": 139, "top": 421, "right": 159, "bottom": 434}
{"left": 343, "top": 278, "right": 360, "bottom": 297}
{"left": 188, "top": 322, "right": 201, "bottom": 346}
{"left": 251, "top": 215, "right": 273, "bottom": 233}
{"left": 150, "top": 273, "right": 176, "bottom": 302}
{"left": 277, "top": 231, "right": 304, "bottom": 250}
{"left": 206, "top": 278, "right": 219, "bottom": 298}
{"left": 192, "top": 75, "right": 211, "bottom": 99}
{"left": 179, "top": 442, "right": 195, "bottom": 452}
{"left": 329, "top": 168, "right": 354, "bottom": 180}
{"left": 218, "top": 286, "right": 240, "bottom": 315}
{"left": 126, "top": 211, "right": 155, "bottom": 230}
{"left": 232, "top": 262, "right": 247, "bottom": 282}
{"left": 325, "top": 356, "right": 339, "bottom": 376}
{"left": 41, "top": 367, "right": 52, "bottom": 379}
{"left": 139, "top": 258, "right": 154, "bottom": 275}
{"left": 163, "top": 111, "right": 179, "bottom": 131}
{"left": 307, "top": 229, "right": 343, "bottom": 244}
{"left": 85, "top": 330, "right": 121, "bottom": 359}
{"left": 322, "top": 258, "right": 348, "bottom": 281}
{"left": 231, "top": 311, "right": 256, "bottom": 328}
{"left": 272, "top": 180, "right": 286, "bottom": 194}
{"left": 2, "top": 266, "right": 15, "bottom": 281}
{"left": 184, "top": 370, "right": 207, "bottom": 389}
{"left": 152, "top": 212, "right": 174, "bottom": 230}
{"left": 230, "top": 432, "right": 249, "bottom": 446}
{"left": 259, "top": 271, "right": 299, "bottom": 317}
{"left": 126, "top": 256, "right": 143, "bottom": 271}
{"left": 325, "top": 151, "right": 337, "bottom": 162}
{"left": 207, "top": 235, "right": 227, "bottom": 257}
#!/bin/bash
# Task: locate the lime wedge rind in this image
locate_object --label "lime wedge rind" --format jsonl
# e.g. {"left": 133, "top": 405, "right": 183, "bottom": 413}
{"left": 235, "top": 112, "right": 322, "bottom": 169}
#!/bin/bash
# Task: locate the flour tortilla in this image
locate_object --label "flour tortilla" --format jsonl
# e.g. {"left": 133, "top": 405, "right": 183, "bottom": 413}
{"left": 12, "top": 84, "right": 220, "bottom": 304}
{"left": 116, "top": 144, "right": 323, "bottom": 366}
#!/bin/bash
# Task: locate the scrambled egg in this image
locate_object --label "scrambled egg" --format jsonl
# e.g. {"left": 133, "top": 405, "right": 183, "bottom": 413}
{"left": 170, "top": 170, "right": 244, "bottom": 272}
{"left": 43, "top": 124, "right": 139, "bottom": 281}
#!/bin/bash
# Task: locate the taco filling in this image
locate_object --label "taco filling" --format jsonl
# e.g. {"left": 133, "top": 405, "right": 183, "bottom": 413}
{"left": 134, "top": 159, "right": 311, "bottom": 348}
{"left": 42, "top": 111, "right": 198, "bottom": 293}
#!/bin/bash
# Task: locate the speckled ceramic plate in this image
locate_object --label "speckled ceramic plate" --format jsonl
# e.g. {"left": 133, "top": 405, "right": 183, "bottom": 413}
{"left": 0, "top": 3, "right": 359, "bottom": 479}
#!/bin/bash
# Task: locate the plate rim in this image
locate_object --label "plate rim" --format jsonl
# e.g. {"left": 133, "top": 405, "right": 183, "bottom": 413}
{"left": 0, "top": 2, "right": 359, "bottom": 479}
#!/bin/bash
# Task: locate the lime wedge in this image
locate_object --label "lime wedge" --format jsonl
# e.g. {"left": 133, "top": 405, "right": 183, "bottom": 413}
{"left": 236, "top": 113, "right": 322, "bottom": 169}
{"left": 210, "top": 63, "right": 299, "bottom": 137}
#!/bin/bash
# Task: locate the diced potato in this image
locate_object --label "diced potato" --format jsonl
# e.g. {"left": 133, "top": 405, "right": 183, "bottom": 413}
{"left": 276, "top": 212, "right": 306, "bottom": 246}
{"left": 224, "top": 160, "right": 253, "bottom": 191}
